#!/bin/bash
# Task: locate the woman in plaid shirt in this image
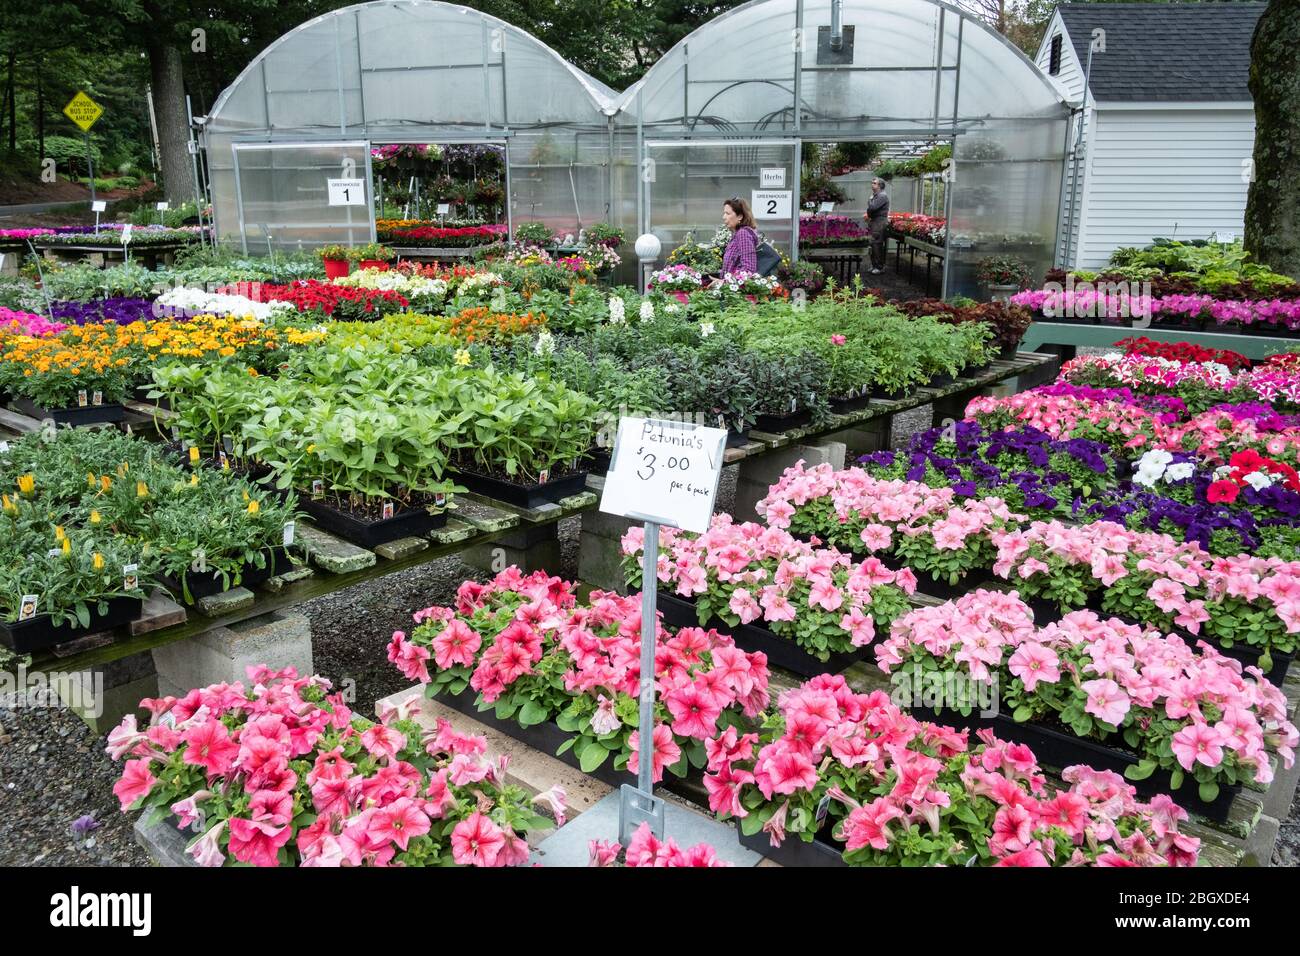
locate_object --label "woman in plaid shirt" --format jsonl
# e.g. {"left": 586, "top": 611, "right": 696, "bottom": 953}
{"left": 711, "top": 197, "right": 758, "bottom": 285}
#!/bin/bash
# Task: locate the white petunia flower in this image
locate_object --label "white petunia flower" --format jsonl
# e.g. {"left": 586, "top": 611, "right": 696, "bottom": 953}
{"left": 1164, "top": 462, "right": 1195, "bottom": 482}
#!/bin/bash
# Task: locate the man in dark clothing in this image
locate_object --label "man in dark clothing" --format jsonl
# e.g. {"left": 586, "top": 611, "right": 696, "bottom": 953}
{"left": 863, "top": 177, "right": 890, "bottom": 274}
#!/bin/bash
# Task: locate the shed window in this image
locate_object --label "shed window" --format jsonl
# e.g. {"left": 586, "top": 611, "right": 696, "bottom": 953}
{"left": 1049, "top": 34, "right": 1063, "bottom": 75}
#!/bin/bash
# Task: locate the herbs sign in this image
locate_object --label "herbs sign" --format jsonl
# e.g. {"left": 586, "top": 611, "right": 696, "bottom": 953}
{"left": 599, "top": 417, "right": 726, "bottom": 534}
{"left": 327, "top": 179, "right": 366, "bottom": 206}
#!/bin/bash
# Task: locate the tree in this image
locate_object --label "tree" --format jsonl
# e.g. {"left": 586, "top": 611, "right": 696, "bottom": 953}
{"left": 1245, "top": 0, "right": 1300, "bottom": 278}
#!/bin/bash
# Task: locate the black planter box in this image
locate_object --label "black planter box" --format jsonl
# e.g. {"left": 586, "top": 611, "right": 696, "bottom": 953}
{"left": 911, "top": 569, "right": 994, "bottom": 601}
{"left": 867, "top": 384, "right": 911, "bottom": 402}
{"left": 433, "top": 684, "right": 702, "bottom": 803}
{"left": 910, "top": 704, "right": 1237, "bottom": 822}
{"left": 926, "top": 372, "right": 956, "bottom": 388}
{"left": 829, "top": 393, "right": 873, "bottom": 415}
{"left": 162, "top": 547, "right": 291, "bottom": 603}
{"left": 738, "top": 827, "right": 847, "bottom": 867}
{"left": 725, "top": 429, "right": 753, "bottom": 449}
{"left": 298, "top": 497, "right": 446, "bottom": 549}
{"left": 753, "top": 409, "right": 813, "bottom": 434}
{"left": 0, "top": 596, "right": 143, "bottom": 653}
{"left": 11, "top": 397, "right": 127, "bottom": 426}
{"left": 985, "top": 713, "right": 1240, "bottom": 824}
{"left": 657, "top": 592, "right": 865, "bottom": 679}
{"left": 1212, "top": 642, "right": 1294, "bottom": 688}
{"left": 584, "top": 448, "right": 613, "bottom": 475}
{"left": 964, "top": 362, "right": 993, "bottom": 378}
{"left": 451, "top": 467, "right": 589, "bottom": 510}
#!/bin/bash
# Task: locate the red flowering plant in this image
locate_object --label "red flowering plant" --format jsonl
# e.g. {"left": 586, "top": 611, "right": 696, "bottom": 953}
{"left": 878, "top": 592, "right": 1298, "bottom": 802}
{"left": 107, "top": 666, "right": 557, "bottom": 866}
{"left": 620, "top": 514, "right": 917, "bottom": 661}
{"left": 1116, "top": 337, "right": 1251, "bottom": 372}
{"left": 225, "top": 280, "right": 409, "bottom": 322}
{"left": 389, "top": 567, "right": 771, "bottom": 782}
{"left": 709, "top": 674, "right": 1200, "bottom": 866}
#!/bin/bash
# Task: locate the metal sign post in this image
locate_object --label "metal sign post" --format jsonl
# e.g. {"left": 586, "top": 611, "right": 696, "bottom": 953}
{"left": 599, "top": 416, "right": 726, "bottom": 845}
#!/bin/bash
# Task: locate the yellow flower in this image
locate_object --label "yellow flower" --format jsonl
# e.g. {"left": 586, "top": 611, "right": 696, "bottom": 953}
{"left": 306, "top": 444, "right": 317, "bottom": 454}
{"left": 454, "top": 348, "right": 472, "bottom": 367}
{"left": 247, "top": 500, "right": 260, "bottom": 515}
{"left": 242, "top": 489, "right": 250, "bottom": 502}
{"left": 101, "top": 475, "right": 112, "bottom": 492}
{"left": 90, "top": 509, "right": 101, "bottom": 525}
{"left": 1, "top": 493, "right": 14, "bottom": 514}
{"left": 17, "top": 474, "right": 34, "bottom": 495}
{"left": 118, "top": 462, "right": 129, "bottom": 477}
{"left": 61, "top": 538, "right": 71, "bottom": 556}
{"left": 136, "top": 481, "right": 148, "bottom": 498}
{"left": 190, "top": 473, "right": 199, "bottom": 487}
{"left": 93, "top": 552, "right": 104, "bottom": 570}
{"left": 87, "top": 472, "right": 96, "bottom": 488}
{"left": 54, "top": 525, "right": 66, "bottom": 542}
{"left": 189, "top": 446, "right": 200, "bottom": 463}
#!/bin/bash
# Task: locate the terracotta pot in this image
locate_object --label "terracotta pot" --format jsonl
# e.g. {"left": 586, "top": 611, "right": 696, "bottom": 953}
{"left": 323, "top": 258, "right": 350, "bottom": 279}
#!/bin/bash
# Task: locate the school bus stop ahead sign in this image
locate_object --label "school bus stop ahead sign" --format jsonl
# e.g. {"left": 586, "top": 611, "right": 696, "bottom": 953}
{"left": 63, "top": 91, "right": 103, "bottom": 132}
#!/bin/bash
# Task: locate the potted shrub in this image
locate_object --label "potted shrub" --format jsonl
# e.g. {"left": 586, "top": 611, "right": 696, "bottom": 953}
{"left": 354, "top": 242, "right": 395, "bottom": 272}
{"left": 317, "top": 244, "right": 352, "bottom": 279}
{"left": 584, "top": 222, "right": 625, "bottom": 249}
{"left": 776, "top": 258, "right": 828, "bottom": 298}
{"left": 513, "top": 221, "right": 555, "bottom": 249}
{"left": 976, "top": 254, "right": 1032, "bottom": 302}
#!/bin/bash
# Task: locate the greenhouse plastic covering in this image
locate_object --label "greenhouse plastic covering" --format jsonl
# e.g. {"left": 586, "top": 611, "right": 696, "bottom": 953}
{"left": 204, "top": 0, "right": 1070, "bottom": 294}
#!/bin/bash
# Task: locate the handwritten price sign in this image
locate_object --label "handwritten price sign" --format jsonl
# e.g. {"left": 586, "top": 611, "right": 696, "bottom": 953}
{"left": 599, "top": 418, "right": 726, "bottom": 533}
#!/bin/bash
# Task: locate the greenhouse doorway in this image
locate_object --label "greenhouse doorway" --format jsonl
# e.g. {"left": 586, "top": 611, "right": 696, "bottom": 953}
{"left": 641, "top": 139, "right": 797, "bottom": 263}
{"left": 230, "top": 140, "right": 376, "bottom": 254}
{"left": 369, "top": 141, "right": 511, "bottom": 250}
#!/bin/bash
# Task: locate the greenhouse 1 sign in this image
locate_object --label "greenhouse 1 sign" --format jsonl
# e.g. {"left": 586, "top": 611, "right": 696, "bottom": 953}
{"left": 327, "top": 178, "right": 366, "bottom": 206}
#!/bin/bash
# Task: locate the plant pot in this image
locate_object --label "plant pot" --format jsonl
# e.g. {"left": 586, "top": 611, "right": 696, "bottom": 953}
{"left": 738, "top": 827, "right": 847, "bottom": 868}
{"left": 867, "top": 384, "right": 909, "bottom": 401}
{"left": 584, "top": 447, "right": 612, "bottom": 475}
{"left": 829, "top": 393, "right": 873, "bottom": 415}
{"left": 927, "top": 372, "right": 956, "bottom": 388}
{"left": 359, "top": 259, "right": 389, "bottom": 271}
{"left": 450, "top": 467, "right": 589, "bottom": 510}
{"left": 297, "top": 496, "right": 447, "bottom": 549}
{"left": 725, "top": 428, "right": 752, "bottom": 449}
{"left": 161, "top": 547, "right": 291, "bottom": 604}
{"left": 984, "top": 284, "right": 1020, "bottom": 304}
{"left": 964, "top": 362, "right": 993, "bottom": 377}
{"left": 985, "top": 713, "right": 1240, "bottom": 824}
{"left": 753, "top": 409, "right": 813, "bottom": 434}
{"left": 997, "top": 343, "right": 1020, "bottom": 361}
{"left": 911, "top": 568, "right": 991, "bottom": 601}
{"left": 670, "top": 291, "right": 691, "bottom": 304}
{"left": 0, "top": 596, "right": 144, "bottom": 653}
{"left": 10, "top": 397, "right": 127, "bottom": 426}
{"left": 657, "top": 592, "right": 866, "bottom": 680}
{"left": 322, "top": 258, "right": 350, "bottom": 279}
{"left": 132, "top": 385, "right": 171, "bottom": 411}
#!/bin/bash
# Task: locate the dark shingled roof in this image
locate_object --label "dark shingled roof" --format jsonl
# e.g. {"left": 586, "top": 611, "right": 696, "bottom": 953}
{"left": 1056, "top": 2, "right": 1266, "bottom": 102}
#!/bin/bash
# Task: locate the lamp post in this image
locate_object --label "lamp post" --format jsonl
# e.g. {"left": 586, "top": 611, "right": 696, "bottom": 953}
{"left": 634, "top": 232, "right": 661, "bottom": 295}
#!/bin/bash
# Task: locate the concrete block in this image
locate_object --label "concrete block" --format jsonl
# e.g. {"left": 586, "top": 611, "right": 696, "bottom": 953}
{"left": 152, "top": 611, "right": 312, "bottom": 693}
{"left": 374, "top": 536, "right": 429, "bottom": 561}
{"left": 296, "top": 523, "right": 376, "bottom": 573}
{"left": 579, "top": 532, "right": 632, "bottom": 595}
{"left": 464, "top": 536, "right": 561, "bottom": 576}
{"left": 51, "top": 650, "right": 159, "bottom": 735}
{"left": 195, "top": 586, "right": 255, "bottom": 618}
{"left": 429, "top": 518, "right": 479, "bottom": 546}
{"left": 262, "top": 565, "right": 315, "bottom": 593}
{"left": 579, "top": 507, "right": 637, "bottom": 542}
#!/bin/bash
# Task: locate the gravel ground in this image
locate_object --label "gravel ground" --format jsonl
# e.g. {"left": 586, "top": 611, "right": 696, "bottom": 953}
{"left": 2, "top": 399, "right": 1298, "bottom": 866}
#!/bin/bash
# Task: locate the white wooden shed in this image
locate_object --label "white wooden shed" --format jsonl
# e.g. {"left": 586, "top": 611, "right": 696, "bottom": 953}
{"left": 1036, "top": 2, "right": 1265, "bottom": 270}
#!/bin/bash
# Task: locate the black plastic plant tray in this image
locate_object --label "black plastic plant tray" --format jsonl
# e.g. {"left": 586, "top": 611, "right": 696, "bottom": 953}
{"left": 738, "top": 827, "right": 848, "bottom": 867}
{"left": 298, "top": 497, "right": 446, "bottom": 549}
{"left": 0, "top": 596, "right": 143, "bottom": 653}
{"left": 162, "top": 547, "right": 290, "bottom": 603}
{"left": 11, "top": 397, "right": 126, "bottom": 426}
{"left": 450, "top": 468, "right": 589, "bottom": 510}
{"left": 657, "top": 592, "right": 865, "bottom": 679}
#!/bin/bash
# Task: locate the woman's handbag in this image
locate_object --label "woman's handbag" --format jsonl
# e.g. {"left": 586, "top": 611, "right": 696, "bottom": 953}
{"left": 754, "top": 240, "right": 781, "bottom": 277}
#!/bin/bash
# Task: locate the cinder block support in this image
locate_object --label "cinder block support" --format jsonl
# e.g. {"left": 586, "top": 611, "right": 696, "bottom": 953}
{"left": 464, "top": 520, "right": 562, "bottom": 576}
{"left": 151, "top": 610, "right": 313, "bottom": 698}
{"left": 51, "top": 650, "right": 159, "bottom": 736}
{"left": 824, "top": 415, "right": 894, "bottom": 457}
{"left": 733, "top": 441, "right": 846, "bottom": 524}
{"left": 578, "top": 476, "right": 636, "bottom": 594}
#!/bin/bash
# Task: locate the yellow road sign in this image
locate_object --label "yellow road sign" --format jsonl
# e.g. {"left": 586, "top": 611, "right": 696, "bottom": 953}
{"left": 63, "top": 91, "right": 103, "bottom": 132}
